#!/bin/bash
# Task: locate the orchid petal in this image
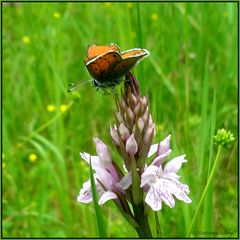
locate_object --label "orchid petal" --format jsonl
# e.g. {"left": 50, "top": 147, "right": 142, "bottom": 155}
{"left": 157, "top": 135, "right": 171, "bottom": 156}
{"left": 116, "top": 171, "right": 132, "bottom": 190}
{"left": 145, "top": 186, "right": 162, "bottom": 211}
{"left": 106, "top": 164, "right": 119, "bottom": 182}
{"left": 80, "top": 152, "right": 102, "bottom": 169}
{"left": 98, "top": 191, "right": 118, "bottom": 205}
{"left": 140, "top": 165, "right": 158, "bottom": 187}
{"left": 147, "top": 143, "right": 158, "bottom": 158}
{"left": 96, "top": 169, "right": 115, "bottom": 190}
{"left": 164, "top": 155, "right": 187, "bottom": 173}
{"left": 151, "top": 149, "right": 172, "bottom": 167}
{"left": 77, "top": 179, "right": 92, "bottom": 203}
{"left": 154, "top": 181, "right": 175, "bottom": 208}
{"left": 160, "top": 178, "right": 192, "bottom": 204}
{"left": 94, "top": 138, "right": 112, "bottom": 164}
{"left": 163, "top": 171, "right": 180, "bottom": 181}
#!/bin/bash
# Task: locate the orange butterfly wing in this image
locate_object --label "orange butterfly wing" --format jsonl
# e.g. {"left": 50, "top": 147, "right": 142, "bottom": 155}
{"left": 84, "top": 44, "right": 120, "bottom": 63}
{"left": 85, "top": 51, "right": 122, "bottom": 80}
{"left": 111, "top": 48, "right": 149, "bottom": 78}
{"left": 121, "top": 49, "right": 149, "bottom": 59}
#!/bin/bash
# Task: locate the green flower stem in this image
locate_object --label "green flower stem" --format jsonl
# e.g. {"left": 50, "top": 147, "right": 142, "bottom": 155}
{"left": 132, "top": 202, "right": 152, "bottom": 238}
{"left": 187, "top": 145, "right": 223, "bottom": 237}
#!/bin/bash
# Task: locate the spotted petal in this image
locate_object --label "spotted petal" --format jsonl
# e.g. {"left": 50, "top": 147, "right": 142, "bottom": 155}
{"left": 77, "top": 179, "right": 93, "bottom": 203}
{"left": 145, "top": 185, "right": 163, "bottom": 211}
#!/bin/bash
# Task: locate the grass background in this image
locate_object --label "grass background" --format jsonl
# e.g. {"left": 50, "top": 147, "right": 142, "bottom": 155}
{"left": 2, "top": 2, "right": 238, "bottom": 238}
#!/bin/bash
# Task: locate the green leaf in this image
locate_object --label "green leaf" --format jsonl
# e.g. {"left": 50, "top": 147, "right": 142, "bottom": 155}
{"left": 131, "top": 157, "right": 142, "bottom": 205}
{"left": 89, "top": 160, "right": 107, "bottom": 238}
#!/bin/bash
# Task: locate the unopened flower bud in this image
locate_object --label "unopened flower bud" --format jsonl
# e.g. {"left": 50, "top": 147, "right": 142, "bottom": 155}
{"left": 129, "top": 93, "right": 137, "bottom": 108}
{"left": 118, "top": 123, "right": 130, "bottom": 141}
{"left": 120, "top": 98, "right": 127, "bottom": 110}
{"left": 126, "top": 133, "right": 138, "bottom": 155}
{"left": 93, "top": 138, "right": 112, "bottom": 164}
{"left": 110, "top": 125, "right": 121, "bottom": 146}
{"left": 143, "top": 126, "right": 155, "bottom": 144}
{"left": 149, "top": 115, "right": 153, "bottom": 126}
{"left": 214, "top": 129, "right": 235, "bottom": 149}
{"left": 126, "top": 107, "right": 135, "bottom": 121}
{"left": 142, "top": 96, "right": 148, "bottom": 106}
{"left": 125, "top": 108, "right": 135, "bottom": 129}
{"left": 142, "top": 106, "right": 149, "bottom": 122}
{"left": 133, "top": 102, "right": 141, "bottom": 115}
{"left": 115, "top": 111, "right": 124, "bottom": 123}
{"left": 137, "top": 118, "right": 145, "bottom": 132}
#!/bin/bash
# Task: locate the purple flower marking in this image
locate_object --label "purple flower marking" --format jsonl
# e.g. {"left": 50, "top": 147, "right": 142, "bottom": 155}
{"left": 140, "top": 135, "right": 192, "bottom": 211}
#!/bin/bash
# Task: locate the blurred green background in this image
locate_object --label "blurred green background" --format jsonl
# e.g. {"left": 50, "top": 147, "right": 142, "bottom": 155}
{"left": 2, "top": 2, "right": 238, "bottom": 238}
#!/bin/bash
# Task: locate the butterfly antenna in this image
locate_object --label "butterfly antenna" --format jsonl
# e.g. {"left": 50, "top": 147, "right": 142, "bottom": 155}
{"left": 68, "top": 79, "right": 92, "bottom": 92}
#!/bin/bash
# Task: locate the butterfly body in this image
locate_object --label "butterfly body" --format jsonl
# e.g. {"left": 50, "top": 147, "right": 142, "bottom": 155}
{"left": 68, "top": 44, "right": 149, "bottom": 93}
{"left": 84, "top": 44, "right": 149, "bottom": 90}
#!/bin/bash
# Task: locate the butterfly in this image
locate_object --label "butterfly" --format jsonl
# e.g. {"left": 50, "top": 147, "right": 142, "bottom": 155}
{"left": 68, "top": 43, "right": 149, "bottom": 93}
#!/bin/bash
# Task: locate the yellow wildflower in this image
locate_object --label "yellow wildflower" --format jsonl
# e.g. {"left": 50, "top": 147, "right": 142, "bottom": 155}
{"left": 131, "top": 31, "right": 136, "bottom": 39}
{"left": 28, "top": 153, "right": 37, "bottom": 163}
{"left": 156, "top": 124, "right": 164, "bottom": 132}
{"left": 47, "top": 104, "right": 56, "bottom": 112}
{"left": 104, "top": 2, "right": 112, "bottom": 7}
{"left": 116, "top": 219, "right": 123, "bottom": 225}
{"left": 53, "top": 11, "right": 61, "bottom": 19}
{"left": 223, "top": 11, "right": 228, "bottom": 18}
{"left": 151, "top": 14, "right": 159, "bottom": 21}
{"left": 127, "top": 3, "right": 134, "bottom": 8}
{"left": 60, "top": 104, "right": 68, "bottom": 112}
{"left": 22, "top": 36, "right": 30, "bottom": 44}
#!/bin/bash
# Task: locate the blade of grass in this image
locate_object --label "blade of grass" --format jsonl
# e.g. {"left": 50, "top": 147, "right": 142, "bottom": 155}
{"left": 203, "top": 91, "right": 216, "bottom": 231}
{"left": 187, "top": 145, "right": 223, "bottom": 237}
{"left": 89, "top": 159, "right": 107, "bottom": 237}
{"left": 149, "top": 57, "right": 175, "bottom": 95}
{"left": 29, "top": 138, "right": 71, "bottom": 235}
{"left": 33, "top": 134, "right": 72, "bottom": 226}
{"left": 28, "top": 139, "right": 56, "bottom": 234}
{"left": 199, "top": 52, "right": 210, "bottom": 182}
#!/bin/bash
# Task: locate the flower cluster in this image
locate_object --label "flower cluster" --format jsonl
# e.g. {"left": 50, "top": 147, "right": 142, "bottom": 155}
{"left": 77, "top": 72, "right": 191, "bottom": 232}
{"left": 77, "top": 73, "right": 191, "bottom": 238}
{"left": 214, "top": 128, "right": 235, "bottom": 149}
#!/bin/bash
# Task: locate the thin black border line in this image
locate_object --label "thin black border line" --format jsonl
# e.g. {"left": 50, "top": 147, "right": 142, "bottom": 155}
{"left": 1, "top": 0, "right": 239, "bottom": 239}
{"left": 1, "top": 0, "right": 2, "bottom": 239}
{"left": 237, "top": 0, "right": 240, "bottom": 239}
{"left": 1, "top": 0, "right": 239, "bottom": 3}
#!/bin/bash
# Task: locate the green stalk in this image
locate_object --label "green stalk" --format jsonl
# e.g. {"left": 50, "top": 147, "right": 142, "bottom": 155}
{"left": 187, "top": 145, "right": 223, "bottom": 237}
{"left": 155, "top": 212, "right": 162, "bottom": 237}
{"left": 89, "top": 160, "right": 107, "bottom": 237}
{"left": 132, "top": 202, "right": 152, "bottom": 238}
